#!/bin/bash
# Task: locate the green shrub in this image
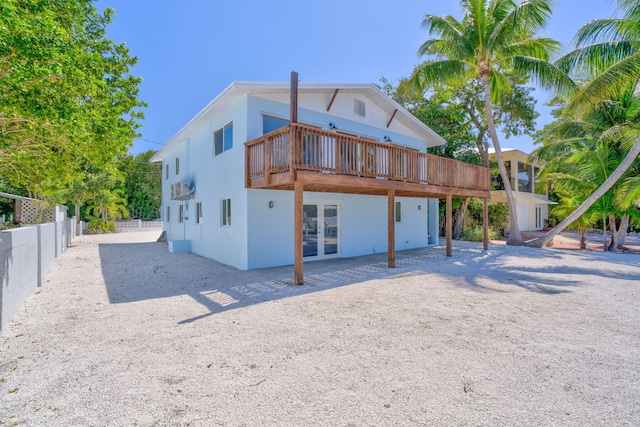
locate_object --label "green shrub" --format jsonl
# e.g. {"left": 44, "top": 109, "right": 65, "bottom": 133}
{"left": 85, "top": 219, "right": 117, "bottom": 234}
{"left": 460, "top": 226, "right": 498, "bottom": 242}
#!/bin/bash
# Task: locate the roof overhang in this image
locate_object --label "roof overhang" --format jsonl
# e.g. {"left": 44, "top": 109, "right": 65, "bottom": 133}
{"left": 151, "top": 81, "right": 446, "bottom": 162}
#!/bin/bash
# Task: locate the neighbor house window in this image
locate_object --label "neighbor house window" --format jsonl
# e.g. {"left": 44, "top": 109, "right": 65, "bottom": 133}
{"left": 165, "top": 164, "right": 169, "bottom": 180}
{"left": 395, "top": 201, "right": 402, "bottom": 223}
{"left": 221, "top": 198, "right": 231, "bottom": 226}
{"left": 214, "top": 122, "right": 233, "bottom": 156}
{"left": 196, "top": 202, "right": 202, "bottom": 224}
{"left": 175, "top": 157, "right": 180, "bottom": 175}
{"left": 179, "top": 204, "right": 184, "bottom": 223}
{"left": 166, "top": 206, "right": 170, "bottom": 222}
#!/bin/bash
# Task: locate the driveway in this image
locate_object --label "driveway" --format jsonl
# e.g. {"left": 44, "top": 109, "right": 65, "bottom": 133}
{"left": 1, "top": 231, "right": 639, "bottom": 425}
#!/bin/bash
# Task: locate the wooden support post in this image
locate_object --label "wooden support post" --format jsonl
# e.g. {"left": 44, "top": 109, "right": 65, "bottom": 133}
{"left": 294, "top": 181, "right": 304, "bottom": 285}
{"left": 483, "top": 196, "right": 489, "bottom": 250}
{"left": 290, "top": 71, "right": 298, "bottom": 124}
{"left": 388, "top": 189, "right": 396, "bottom": 268}
{"left": 446, "top": 194, "right": 452, "bottom": 257}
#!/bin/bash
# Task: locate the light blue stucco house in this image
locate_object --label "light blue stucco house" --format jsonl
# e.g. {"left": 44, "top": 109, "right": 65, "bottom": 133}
{"left": 151, "top": 79, "right": 490, "bottom": 282}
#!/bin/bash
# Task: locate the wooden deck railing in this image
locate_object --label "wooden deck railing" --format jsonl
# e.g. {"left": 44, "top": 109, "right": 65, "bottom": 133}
{"left": 246, "top": 124, "right": 490, "bottom": 191}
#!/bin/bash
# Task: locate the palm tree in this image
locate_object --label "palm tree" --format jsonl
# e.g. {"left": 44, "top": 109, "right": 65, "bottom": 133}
{"left": 535, "top": 75, "right": 640, "bottom": 250}
{"left": 527, "top": 0, "right": 640, "bottom": 248}
{"left": 414, "top": 0, "right": 571, "bottom": 245}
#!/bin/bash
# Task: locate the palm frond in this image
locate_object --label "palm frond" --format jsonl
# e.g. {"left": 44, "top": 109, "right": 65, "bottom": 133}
{"left": 418, "top": 15, "right": 475, "bottom": 60}
{"left": 511, "top": 56, "right": 575, "bottom": 94}
{"left": 617, "top": 0, "right": 640, "bottom": 20}
{"left": 569, "top": 51, "right": 640, "bottom": 110}
{"left": 618, "top": 176, "right": 640, "bottom": 208}
{"left": 574, "top": 18, "right": 626, "bottom": 46}
{"left": 488, "top": 70, "right": 511, "bottom": 103}
{"left": 500, "top": 37, "right": 560, "bottom": 61}
{"left": 413, "top": 60, "right": 473, "bottom": 90}
{"left": 490, "top": 0, "right": 552, "bottom": 46}
{"left": 556, "top": 41, "right": 637, "bottom": 76}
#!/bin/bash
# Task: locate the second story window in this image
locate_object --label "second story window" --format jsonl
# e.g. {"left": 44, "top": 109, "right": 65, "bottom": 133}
{"left": 175, "top": 157, "right": 179, "bottom": 175}
{"left": 214, "top": 122, "right": 233, "bottom": 156}
{"left": 165, "top": 164, "right": 169, "bottom": 180}
{"left": 263, "top": 115, "right": 289, "bottom": 134}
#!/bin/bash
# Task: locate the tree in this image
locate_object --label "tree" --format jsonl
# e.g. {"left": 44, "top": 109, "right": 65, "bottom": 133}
{"left": 533, "top": 77, "right": 640, "bottom": 251}
{"left": 0, "top": 0, "right": 145, "bottom": 196}
{"left": 118, "top": 151, "right": 162, "bottom": 220}
{"left": 527, "top": 0, "right": 640, "bottom": 247}
{"left": 414, "top": 0, "right": 572, "bottom": 245}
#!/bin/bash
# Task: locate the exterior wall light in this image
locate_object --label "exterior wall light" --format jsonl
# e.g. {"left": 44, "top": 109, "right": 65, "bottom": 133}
{"left": 418, "top": 205, "right": 422, "bottom": 210}
{"left": 268, "top": 201, "right": 274, "bottom": 209}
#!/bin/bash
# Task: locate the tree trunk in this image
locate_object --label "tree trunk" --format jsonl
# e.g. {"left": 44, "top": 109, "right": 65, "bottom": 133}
{"left": 608, "top": 213, "right": 619, "bottom": 252}
{"left": 453, "top": 198, "right": 470, "bottom": 240}
{"left": 617, "top": 215, "right": 629, "bottom": 248}
{"left": 602, "top": 217, "right": 607, "bottom": 251}
{"left": 526, "top": 135, "right": 640, "bottom": 248}
{"left": 579, "top": 229, "right": 586, "bottom": 249}
{"left": 480, "top": 72, "right": 522, "bottom": 245}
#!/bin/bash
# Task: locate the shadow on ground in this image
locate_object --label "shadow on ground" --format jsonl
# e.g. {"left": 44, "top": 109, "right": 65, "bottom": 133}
{"left": 98, "top": 240, "right": 640, "bottom": 324}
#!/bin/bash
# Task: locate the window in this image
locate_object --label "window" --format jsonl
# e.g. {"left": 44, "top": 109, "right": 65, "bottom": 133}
{"left": 395, "top": 201, "right": 402, "bottom": 223}
{"left": 263, "top": 115, "right": 289, "bottom": 134}
{"left": 517, "top": 161, "right": 533, "bottom": 192}
{"left": 196, "top": 202, "right": 202, "bottom": 224}
{"left": 221, "top": 198, "right": 231, "bottom": 226}
{"left": 214, "top": 122, "right": 233, "bottom": 156}
{"left": 179, "top": 204, "right": 184, "bottom": 223}
{"left": 354, "top": 99, "right": 366, "bottom": 117}
{"left": 175, "top": 157, "right": 179, "bottom": 175}
{"left": 166, "top": 206, "right": 170, "bottom": 222}
{"left": 535, "top": 206, "right": 542, "bottom": 229}
{"left": 165, "top": 164, "right": 169, "bottom": 180}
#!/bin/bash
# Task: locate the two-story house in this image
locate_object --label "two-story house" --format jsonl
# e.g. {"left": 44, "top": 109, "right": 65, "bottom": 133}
{"left": 151, "top": 77, "right": 490, "bottom": 283}
{"left": 490, "top": 148, "right": 553, "bottom": 232}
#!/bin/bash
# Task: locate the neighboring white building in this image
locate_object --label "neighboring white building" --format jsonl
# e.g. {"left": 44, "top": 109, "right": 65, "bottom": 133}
{"left": 489, "top": 148, "right": 554, "bottom": 232}
{"left": 151, "top": 80, "right": 489, "bottom": 278}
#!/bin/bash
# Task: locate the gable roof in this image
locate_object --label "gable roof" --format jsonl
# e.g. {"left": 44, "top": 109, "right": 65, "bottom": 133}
{"left": 151, "top": 81, "right": 446, "bottom": 162}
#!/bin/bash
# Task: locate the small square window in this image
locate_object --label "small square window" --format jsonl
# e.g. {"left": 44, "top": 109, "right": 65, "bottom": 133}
{"left": 166, "top": 206, "right": 170, "bottom": 222}
{"left": 175, "top": 157, "right": 180, "bottom": 175}
{"left": 221, "top": 198, "right": 231, "bottom": 226}
{"left": 179, "top": 204, "right": 184, "bottom": 223}
{"left": 395, "top": 201, "right": 401, "bottom": 223}
{"left": 196, "top": 202, "right": 202, "bottom": 224}
{"left": 165, "top": 164, "right": 169, "bottom": 180}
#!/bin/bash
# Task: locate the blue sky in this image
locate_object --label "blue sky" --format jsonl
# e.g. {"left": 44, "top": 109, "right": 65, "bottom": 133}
{"left": 96, "top": 0, "right": 619, "bottom": 155}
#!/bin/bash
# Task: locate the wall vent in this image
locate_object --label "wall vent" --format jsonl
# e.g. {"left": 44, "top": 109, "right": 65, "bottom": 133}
{"left": 354, "top": 99, "right": 366, "bottom": 117}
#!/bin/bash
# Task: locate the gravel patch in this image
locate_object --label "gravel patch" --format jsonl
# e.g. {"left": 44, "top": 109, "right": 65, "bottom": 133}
{"left": 1, "top": 231, "right": 639, "bottom": 426}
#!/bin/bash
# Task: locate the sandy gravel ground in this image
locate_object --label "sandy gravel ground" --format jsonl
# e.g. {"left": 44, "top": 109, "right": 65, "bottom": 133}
{"left": 1, "top": 231, "right": 639, "bottom": 426}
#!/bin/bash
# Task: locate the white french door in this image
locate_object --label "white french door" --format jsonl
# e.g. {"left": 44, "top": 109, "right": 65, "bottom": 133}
{"left": 303, "top": 201, "right": 340, "bottom": 260}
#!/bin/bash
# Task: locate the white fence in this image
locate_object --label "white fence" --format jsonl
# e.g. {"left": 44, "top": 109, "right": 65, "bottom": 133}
{"left": 115, "top": 220, "right": 163, "bottom": 232}
{"left": 1, "top": 217, "right": 77, "bottom": 335}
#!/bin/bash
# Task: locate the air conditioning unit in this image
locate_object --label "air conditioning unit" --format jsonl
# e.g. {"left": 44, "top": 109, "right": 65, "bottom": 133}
{"left": 170, "top": 181, "right": 195, "bottom": 200}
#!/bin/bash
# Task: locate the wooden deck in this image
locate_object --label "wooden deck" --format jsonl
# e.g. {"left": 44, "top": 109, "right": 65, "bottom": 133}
{"left": 244, "top": 123, "right": 490, "bottom": 284}
{"left": 245, "top": 123, "right": 490, "bottom": 198}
